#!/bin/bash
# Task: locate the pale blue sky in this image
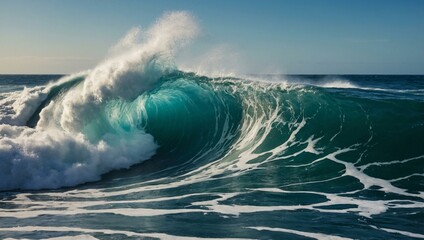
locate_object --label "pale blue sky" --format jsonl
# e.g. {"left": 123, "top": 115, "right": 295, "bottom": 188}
{"left": 0, "top": 0, "right": 423, "bottom": 74}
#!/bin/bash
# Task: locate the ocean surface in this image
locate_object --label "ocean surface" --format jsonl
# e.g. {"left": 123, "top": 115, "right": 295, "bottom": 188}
{"left": 0, "top": 11, "right": 423, "bottom": 240}
{"left": 0, "top": 73, "right": 423, "bottom": 240}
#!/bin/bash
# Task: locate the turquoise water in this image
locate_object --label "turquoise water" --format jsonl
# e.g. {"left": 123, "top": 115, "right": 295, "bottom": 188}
{"left": 0, "top": 73, "right": 423, "bottom": 239}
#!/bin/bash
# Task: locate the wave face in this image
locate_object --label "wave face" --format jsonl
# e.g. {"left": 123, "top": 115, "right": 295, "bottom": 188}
{"left": 1, "top": 12, "right": 424, "bottom": 240}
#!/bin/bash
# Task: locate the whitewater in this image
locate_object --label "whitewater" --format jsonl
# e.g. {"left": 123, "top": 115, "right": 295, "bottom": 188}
{"left": 1, "top": 12, "right": 423, "bottom": 239}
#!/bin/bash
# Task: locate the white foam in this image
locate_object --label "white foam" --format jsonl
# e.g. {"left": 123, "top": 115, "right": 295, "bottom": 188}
{"left": 247, "top": 226, "right": 353, "bottom": 240}
{"left": 0, "top": 73, "right": 87, "bottom": 126}
{"left": 0, "top": 124, "right": 157, "bottom": 190}
{"left": 46, "top": 235, "right": 99, "bottom": 240}
{"left": 378, "top": 227, "right": 424, "bottom": 239}
{"left": 4, "top": 235, "right": 98, "bottom": 240}
{"left": 370, "top": 225, "right": 424, "bottom": 239}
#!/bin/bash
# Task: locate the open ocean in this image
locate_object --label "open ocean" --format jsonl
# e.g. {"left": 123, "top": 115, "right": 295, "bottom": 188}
{"left": 0, "top": 11, "right": 423, "bottom": 240}
{"left": 0, "top": 73, "right": 423, "bottom": 240}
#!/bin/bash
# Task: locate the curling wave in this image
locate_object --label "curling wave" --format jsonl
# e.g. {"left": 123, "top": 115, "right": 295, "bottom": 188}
{"left": 1, "top": 11, "right": 424, "bottom": 239}
{"left": 0, "top": 11, "right": 198, "bottom": 190}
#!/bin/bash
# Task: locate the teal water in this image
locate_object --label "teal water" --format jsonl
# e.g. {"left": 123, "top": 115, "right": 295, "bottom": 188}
{"left": 0, "top": 73, "right": 423, "bottom": 239}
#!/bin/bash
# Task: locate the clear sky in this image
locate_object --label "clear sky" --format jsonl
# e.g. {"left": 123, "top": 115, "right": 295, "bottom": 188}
{"left": 0, "top": 0, "right": 423, "bottom": 74}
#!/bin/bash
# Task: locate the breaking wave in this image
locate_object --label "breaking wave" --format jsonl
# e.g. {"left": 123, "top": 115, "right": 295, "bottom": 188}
{"left": 1, "top": 11, "right": 423, "bottom": 239}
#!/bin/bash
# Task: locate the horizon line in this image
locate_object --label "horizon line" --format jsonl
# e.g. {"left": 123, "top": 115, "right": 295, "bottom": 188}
{"left": 1, "top": 73, "right": 424, "bottom": 76}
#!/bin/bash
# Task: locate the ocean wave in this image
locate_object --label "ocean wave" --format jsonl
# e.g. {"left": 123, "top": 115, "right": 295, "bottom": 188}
{"left": 0, "top": 13, "right": 422, "bottom": 201}
{"left": 1, "top": 11, "right": 423, "bottom": 240}
{"left": 0, "top": 11, "right": 198, "bottom": 190}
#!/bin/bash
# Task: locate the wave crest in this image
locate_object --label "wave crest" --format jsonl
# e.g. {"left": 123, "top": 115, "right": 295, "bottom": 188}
{"left": 0, "top": 11, "right": 198, "bottom": 190}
